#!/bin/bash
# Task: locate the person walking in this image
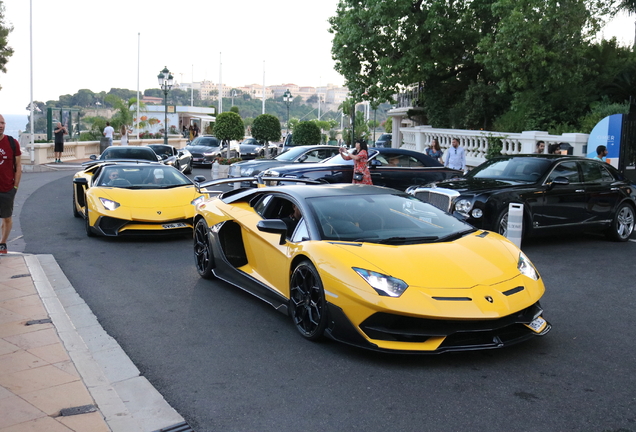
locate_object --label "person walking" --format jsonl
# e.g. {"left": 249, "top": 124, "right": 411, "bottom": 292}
{"left": 445, "top": 138, "right": 466, "bottom": 172}
{"left": 339, "top": 139, "right": 372, "bottom": 185}
{"left": 53, "top": 122, "right": 68, "bottom": 163}
{"left": 103, "top": 122, "right": 114, "bottom": 146}
{"left": 0, "top": 114, "right": 22, "bottom": 254}
{"left": 120, "top": 125, "right": 131, "bottom": 146}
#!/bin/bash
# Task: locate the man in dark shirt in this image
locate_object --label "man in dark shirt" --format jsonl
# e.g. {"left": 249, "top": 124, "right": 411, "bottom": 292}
{"left": 53, "top": 122, "right": 67, "bottom": 163}
{"left": 0, "top": 114, "right": 22, "bottom": 254}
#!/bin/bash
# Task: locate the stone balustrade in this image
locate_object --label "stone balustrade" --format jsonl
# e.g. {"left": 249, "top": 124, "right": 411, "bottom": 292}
{"left": 18, "top": 136, "right": 189, "bottom": 167}
{"left": 389, "top": 108, "right": 589, "bottom": 168}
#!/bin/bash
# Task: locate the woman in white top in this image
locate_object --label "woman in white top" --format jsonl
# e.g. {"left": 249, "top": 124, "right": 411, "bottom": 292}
{"left": 120, "top": 125, "right": 131, "bottom": 146}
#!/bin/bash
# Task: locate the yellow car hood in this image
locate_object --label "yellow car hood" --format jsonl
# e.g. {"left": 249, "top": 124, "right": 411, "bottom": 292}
{"left": 332, "top": 231, "right": 521, "bottom": 289}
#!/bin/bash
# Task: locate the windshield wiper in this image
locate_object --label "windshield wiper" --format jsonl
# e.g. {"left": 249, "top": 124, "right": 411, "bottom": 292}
{"left": 437, "top": 228, "right": 477, "bottom": 242}
{"left": 375, "top": 236, "right": 439, "bottom": 245}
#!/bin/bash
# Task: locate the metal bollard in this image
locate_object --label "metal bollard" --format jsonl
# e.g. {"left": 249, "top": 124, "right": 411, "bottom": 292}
{"left": 211, "top": 160, "right": 219, "bottom": 180}
{"left": 507, "top": 203, "right": 523, "bottom": 248}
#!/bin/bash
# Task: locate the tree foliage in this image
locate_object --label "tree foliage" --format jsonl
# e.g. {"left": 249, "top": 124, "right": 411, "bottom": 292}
{"left": 252, "top": 114, "right": 281, "bottom": 143}
{"left": 329, "top": 0, "right": 636, "bottom": 132}
{"left": 292, "top": 121, "right": 322, "bottom": 146}
{"left": 0, "top": 1, "right": 13, "bottom": 90}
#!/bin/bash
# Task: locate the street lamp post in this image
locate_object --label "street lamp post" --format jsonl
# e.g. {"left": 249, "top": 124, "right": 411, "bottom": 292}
{"left": 283, "top": 89, "right": 292, "bottom": 137}
{"left": 231, "top": 89, "right": 237, "bottom": 107}
{"left": 157, "top": 66, "right": 174, "bottom": 145}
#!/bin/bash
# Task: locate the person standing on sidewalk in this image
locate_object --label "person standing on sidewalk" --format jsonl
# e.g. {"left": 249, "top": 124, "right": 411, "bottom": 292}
{"left": 103, "top": 122, "right": 114, "bottom": 146}
{"left": 445, "top": 138, "right": 466, "bottom": 173}
{"left": 0, "top": 114, "right": 22, "bottom": 254}
{"left": 53, "top": 122, "right": 67, "bottom": 163}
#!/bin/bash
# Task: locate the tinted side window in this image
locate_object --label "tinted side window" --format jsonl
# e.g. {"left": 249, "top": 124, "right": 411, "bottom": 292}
{"left": 547, "top": 161, "right": 580, "bottom": 183}
{"left": 581, "top": 161, "right": 604, "bottom": 183}
{"left": 599, "top": 164, "right": 616, "bottom": 182}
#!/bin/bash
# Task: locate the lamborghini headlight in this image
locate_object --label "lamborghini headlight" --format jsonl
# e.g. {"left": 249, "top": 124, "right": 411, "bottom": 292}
{"left": 99, "top": 197, "right": 120, "bottom": 211}
{"left": 518, "top": 252, "right": 539, "bottom": 281}
{"left": 455, "top": 199, "right": 472, "bottom": 214}
{"left": 191, "top": 195, "right": 205, "bottom": 206}
{"left": 353, "top": 267, "right": 408, "bottom": 297}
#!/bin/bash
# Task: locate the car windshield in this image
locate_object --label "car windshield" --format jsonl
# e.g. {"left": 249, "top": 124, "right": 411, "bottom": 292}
{"left": 322, "top": 149, "right": 378, "bottom": 165}
{"left": 276, "top": 146, "right": 313, "bottom": 161}
{"left": 190, "top": 137, "right": 218, "bottom": 147}
{"left": 148, "top": 145, "right": 172, "bottom": 157}
{"left": 468, "top": 157, "right": 552, "bottom": 182}
{"left": 307, "top": 193, "right": 474, "bottom": 243}
{"left": 99, "top": 148, "right": 157, "bottom": 161}
{"left": 97, "top": 166, "right": 191, "bottom": 189}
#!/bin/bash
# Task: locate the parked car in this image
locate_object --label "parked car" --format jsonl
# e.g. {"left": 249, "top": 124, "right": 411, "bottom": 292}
{"left": 230, "top": 145, "right": 341, "bottom": 186}
{"left": 88, "top": 146, "right": 161, "bottom": 164}
{"left": 146, "top": 144, "right": 193, "bottom": 174}
{"left": 185, "top": 135, "right": 239, "bottom": 166}
{"left": 192, "top": 182, "right": 550, "bottom": 353}
{"left": 407, "top": 154, "right": 636, "bottom": 241}
{"left": 239, "top": 137, "right": 279, "bottom": 160}
{"left": 374, "top": 133, "right": 392, "bottom": 148}
{"left": 72, "top": 162, "right": 205, "bottom": 237}
{"left": 262, "top": 147, "right": 462, "bottom": 191}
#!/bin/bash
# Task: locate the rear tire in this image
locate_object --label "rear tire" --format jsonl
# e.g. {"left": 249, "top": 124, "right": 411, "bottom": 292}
{"left": 606, "top": 202, "right": 635, "bottom": 242}
{"left": 72, "top": 189, "right": 81, "bottom": 218}
{"left": 194, "top": 218, "right": 216, "bottom": 279}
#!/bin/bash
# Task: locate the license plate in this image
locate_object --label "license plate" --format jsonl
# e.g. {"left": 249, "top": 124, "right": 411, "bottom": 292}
{"left": 162, "top": 223, "right": 187, "bottom": 229}
{"left": 526, "top": 316, "right": 546, "bottom": 333}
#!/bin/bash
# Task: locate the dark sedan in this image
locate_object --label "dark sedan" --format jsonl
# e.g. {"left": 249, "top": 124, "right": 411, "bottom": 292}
{"left": 146, "top": 144, "right": 192, "bottom": 174}
{"left": 88, "top": 146, "right": 161, "bottom": 164}
{"left": 407, "top": 154, "right": 636, "bottom": 241}
{"left": 230, "top": 145, "right": 341, "bottom": 186}
{"left": 262, "top": 147, "right": 462, "bottom": 191}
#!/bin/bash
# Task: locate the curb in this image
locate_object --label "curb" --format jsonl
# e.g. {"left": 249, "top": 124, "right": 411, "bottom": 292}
{"left": 25, "top": 254, "right": 185, "bottom": 432}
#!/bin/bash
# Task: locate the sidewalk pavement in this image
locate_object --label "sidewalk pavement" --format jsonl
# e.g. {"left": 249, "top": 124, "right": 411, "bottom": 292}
{"left": 1, "top": 162, "right": 193, "bottom": 431}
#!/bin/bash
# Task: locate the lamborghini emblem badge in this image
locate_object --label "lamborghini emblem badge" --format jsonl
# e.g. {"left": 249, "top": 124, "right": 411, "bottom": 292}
{"left": 485, "top": 296, "right": 494, "bottom": 303}
{"left": 157, "top": 211, "right": 162, "bottom": 215}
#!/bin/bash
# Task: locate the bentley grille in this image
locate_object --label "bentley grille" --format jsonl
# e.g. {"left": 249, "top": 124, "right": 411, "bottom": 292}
{"left": 414, "top": 190, "right": 452, "bottom": 212}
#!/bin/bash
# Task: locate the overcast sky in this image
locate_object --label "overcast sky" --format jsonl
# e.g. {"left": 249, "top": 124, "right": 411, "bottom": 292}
{"left": 0, "top": 1, "right": 633, "bottom": 115}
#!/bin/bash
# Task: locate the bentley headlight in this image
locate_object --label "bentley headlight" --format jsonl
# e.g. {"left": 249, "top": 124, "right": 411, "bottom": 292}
{"left": 241, "top": 167, "right": 254, "bottom": 176}
{"left": 353, "top": 267, "right": 408, "bottom": 297}
{"left": 455, "top": 199, "right": 473, "bottom": 214}
{"left": 518, "top": 252, "right": 539, "bottom": 281}
{"left": 191, "top": 196, "right": 205, "bottom": 206}
{"left": 99, "top": 198, "right": 120, "bottom": 211}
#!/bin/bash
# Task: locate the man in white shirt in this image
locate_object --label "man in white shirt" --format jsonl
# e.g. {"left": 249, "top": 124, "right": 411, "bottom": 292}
{"left": 445, "top": 138, "right": 466, "bottom": 172}
{"left": 103, "top": 122, "right": 115, "bottom": 146}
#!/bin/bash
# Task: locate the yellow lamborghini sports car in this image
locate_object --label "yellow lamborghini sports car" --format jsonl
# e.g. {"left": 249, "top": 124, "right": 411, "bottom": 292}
{"left": 193, "top": 182, "right": 551, "bottom": 353}
{"left": 73, "top": 162, "right": 205, "bottom": 237}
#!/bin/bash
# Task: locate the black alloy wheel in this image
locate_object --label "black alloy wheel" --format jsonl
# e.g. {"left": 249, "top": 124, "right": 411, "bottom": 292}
{"left": 289, "top": 260, "right": 327, "bottom": 340}
{"left": 496, "top": 209, "right": 509, "bottom": 237}
{"left": 194, "top": 218, "right": 215, "bottom": 279}
{"left": 607, "top": 202, "right": 635, "bottom": 242}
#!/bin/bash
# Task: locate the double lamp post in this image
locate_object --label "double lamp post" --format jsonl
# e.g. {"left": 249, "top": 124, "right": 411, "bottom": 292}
{"left": 157, "top": 66, "right": 173, "bottom": 145}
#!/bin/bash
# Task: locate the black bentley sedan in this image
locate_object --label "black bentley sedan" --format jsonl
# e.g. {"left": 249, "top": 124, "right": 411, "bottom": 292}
{"left": 407, "top": 154, "right": 636, "bottom": 241}
{"left": 262, "top": 147, "right": 462, "bottom": 191}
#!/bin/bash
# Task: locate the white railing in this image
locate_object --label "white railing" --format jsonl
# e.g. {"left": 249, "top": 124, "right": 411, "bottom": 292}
{"left": 398, "top": 124, "right": 589, "bottom": 168}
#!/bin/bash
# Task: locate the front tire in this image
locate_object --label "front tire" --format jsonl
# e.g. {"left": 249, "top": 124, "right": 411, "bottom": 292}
{"left": 607, "top": 202, "right": 635, "bottom": 242}
{"left": 85, "top": 210, "right": 95, "bottom": 237}
{"left": 289, "top": 260, "right": 327, "bottom": 341}
{"left": 184, "top": 161, "right": 193, "bottom": 174}
{"left": 194, "top": 218, "right": 216, "bottom": 279}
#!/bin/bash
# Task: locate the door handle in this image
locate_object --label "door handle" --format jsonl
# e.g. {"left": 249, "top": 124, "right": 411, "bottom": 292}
{"left": 575, "top": 189, "right": 585, "bottom": 193}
